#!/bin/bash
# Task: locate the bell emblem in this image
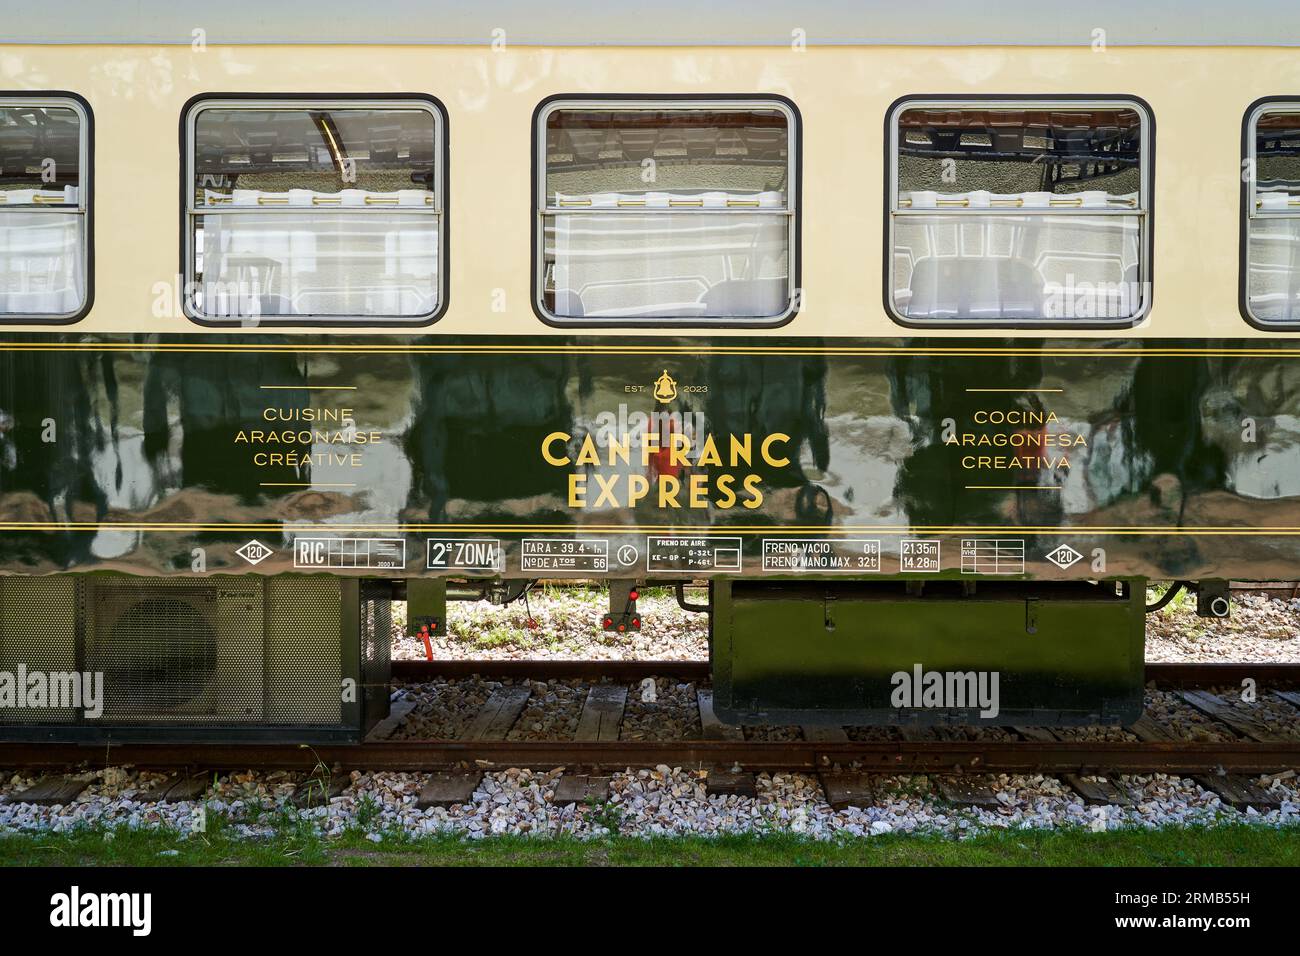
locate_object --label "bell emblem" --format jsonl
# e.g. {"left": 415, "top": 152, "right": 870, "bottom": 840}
{"left": 652, "top": 369, "right": 677, "bottom": 404}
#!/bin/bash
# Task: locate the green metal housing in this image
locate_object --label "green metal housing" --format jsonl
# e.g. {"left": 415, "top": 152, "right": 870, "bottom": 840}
{"left": 710, "top": 578, "right": 1146, "bottom": 727}
{"left": 0, "top": 573, "right": 390, "bottom": 743}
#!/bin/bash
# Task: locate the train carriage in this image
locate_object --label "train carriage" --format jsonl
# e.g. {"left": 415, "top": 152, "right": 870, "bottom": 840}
{"left": 1, "top": 0, "right": 1300, "bottom": 739}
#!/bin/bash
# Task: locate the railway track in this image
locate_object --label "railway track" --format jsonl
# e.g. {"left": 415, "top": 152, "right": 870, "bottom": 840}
{"left": 1, "top": 662, "right": 1297, "bottom": 778}
{"left": 390, "top": 659, "right": 1300, "bottom": 686}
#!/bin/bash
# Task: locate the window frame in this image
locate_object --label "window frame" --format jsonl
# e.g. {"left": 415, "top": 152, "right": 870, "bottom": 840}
{"left": 530, "top": 93, "right": 802, "bottom": 329}
{"left": 0, "top": 91, "right": 93, "bottom": 326}
{"left": 1239, "top": 96, "right": 1300, "bottom": 331}
{"left": 179, "top": 92, "right": 449, "bottom": 329}
{"left": 883, "top": 93, "right": 1155, "bottom": 331}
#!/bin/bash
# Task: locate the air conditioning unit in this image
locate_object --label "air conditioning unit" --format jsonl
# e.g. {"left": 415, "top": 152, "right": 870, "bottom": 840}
{"left": 89, "top": 579, "right": 266, "bottom": 723}
{"left": 0, "top": 573, "right": 390, "bottom": 743}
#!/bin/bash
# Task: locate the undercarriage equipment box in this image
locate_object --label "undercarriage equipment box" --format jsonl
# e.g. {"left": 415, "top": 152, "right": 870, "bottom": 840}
{"left": 710, "top": 578, "right": 1145, "bottom": 727}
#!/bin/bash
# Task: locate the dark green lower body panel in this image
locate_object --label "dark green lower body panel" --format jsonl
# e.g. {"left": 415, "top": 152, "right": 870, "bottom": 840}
{"left": 3, "top": 334, "right": 1300, "bottom": 583}
{"left": 0, "top": 333, "right": 1291, "bottom": 738}
{"left": 710, "top": 578, "right": 1146, "bottom": 726}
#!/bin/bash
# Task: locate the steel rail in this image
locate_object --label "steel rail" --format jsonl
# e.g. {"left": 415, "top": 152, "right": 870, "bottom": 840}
{"left": 0, "top": 739, "right": 1296, "bottom": 774}
{"left": 393, "top": 660, "right": 1300, "bottom": 686}
{"left": 391, "top": 659, "right": 708, "bottom": 681}
{"left": 1, "top": 663, "right": 1295, "bottom": 775}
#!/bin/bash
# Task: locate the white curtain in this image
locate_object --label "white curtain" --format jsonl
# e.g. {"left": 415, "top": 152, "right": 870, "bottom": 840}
{"left": 199, "top": 188, "right": 437, "bottom": 319}
{"left": 0, "top": 187, "right": 84, "bottom": 316}
{"left": 547, "top": 190, "right": 788, "bottom": 318}
{"left": 893, "top": 190, "right": 1142, "bottom": 321}
{"left": 1247, "top": 193, "right": 1300, "bottom": 325}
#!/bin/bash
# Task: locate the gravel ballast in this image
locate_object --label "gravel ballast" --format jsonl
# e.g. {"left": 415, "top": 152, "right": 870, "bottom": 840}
{"left": 3, "top": 586, "right": 1299, "bottom": 843}
{"left": 1, "top": 766, "right": 1296, "bottom": 841}
{"left": 396, "top": 586, "right": 1300, "bottom": 664}
{"left": 1145, "top": 592, "right": 1300, "bottom": 663}
{"left": 394, "top": 586, "right": 708, "bottom": 662}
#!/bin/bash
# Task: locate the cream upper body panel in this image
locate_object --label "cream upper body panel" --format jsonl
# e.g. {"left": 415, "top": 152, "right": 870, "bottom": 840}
{"left": 0, "top": 42, "right": 1296, "bottom": 338}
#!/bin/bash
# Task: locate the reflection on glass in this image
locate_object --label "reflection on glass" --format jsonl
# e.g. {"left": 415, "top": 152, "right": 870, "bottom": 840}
{"left": 893, "top": 211, "right": 1143, "bottom": 321}
{"left": 1248, "top": 110, "right": 1300, "bottom": 325}
{"left": 893, "top": 107, "right": 1145, "bottom": 323}
{"left": 0, "top": 105, "right": 85, "bottom": 316}
{"left": 542, "top": 107, "right": 792, "bottom": 320}
{"left": 189, "top": 107, "right": 439, "bottom": 321}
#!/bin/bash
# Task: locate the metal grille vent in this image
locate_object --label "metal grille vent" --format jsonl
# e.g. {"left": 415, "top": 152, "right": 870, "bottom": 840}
{"left": 360, "top": 581, "right": 393, "bottom": 732}
{"left": 265, "top": 575, "right": 342, "bottom": 724}
{"left": 0, "top": 576, "right": 78, "bottom": 725}
{"left": 99, "top": 597, "right": 218, "bottom": 709}
{"left": 0, "top": 572, "right": 388, "bottom": 742}
{"left": 87, "top": 578, "right": 265, "bottom": 723}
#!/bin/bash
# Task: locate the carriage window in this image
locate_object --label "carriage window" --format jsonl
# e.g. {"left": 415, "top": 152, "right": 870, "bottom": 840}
{"left": 184, "top": 98, "right": 445, "bottom": 325}
{"left": 888, "top": 99, "right": 1150, "bottom": 327}
{"left": 1244, "top": 103, "right": 1300, "bottom": 328}
{"left": 535, "top": 98, "right": 798, "bottom": 326}
{"left": 0, "top": 97, "right": 89, "bottom": 322}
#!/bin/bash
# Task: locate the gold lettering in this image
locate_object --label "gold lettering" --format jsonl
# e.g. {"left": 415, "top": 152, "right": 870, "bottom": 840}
{"left": 715, "top": 474, "right": 737, "bottom": 509}
{"left": 627, "top": 474, "right": 650, "bottom": 506}
{"left": 658, "top": 475, "right": 682, "bottom": 508}
{"left": 608, "top": 433, "right": 630, "bottom": 467}
{"left": 688, "top": 473, "right": 710, "bottom": 509}
{"left": 567, "top": 473, "right": 587, "bottom": 506}
{"left": 593, "top": 473, "right": 621, "bottom": 508}
{"left": 542, "top": 431, "right": 571, "bottom": 467}
{"left": 575, "top": 434, "right": 601, "bottom": 466}
{"left": 697, "top": 434, "right": 722, "bottom": 467}
{"left": 668, "top": 432, "right": 691, "bottom": 468}
{"left": 730, "top": 434, "right": 752, "bottom": 467}
{"left": 641, "top": 435, "right": 660, "bottom": 467}
{"left": 761, "top": 433, "right": 791, "bottom": 467}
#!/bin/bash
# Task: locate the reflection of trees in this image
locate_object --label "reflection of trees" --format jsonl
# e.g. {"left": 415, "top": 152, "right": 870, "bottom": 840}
{"left": 1118, "top": 356, "right": 1227, "bottom": 525}
{"left": 142, "top": 346, "right": 310, "bottom": 507}
{"left": 404, "top": 353, "right": 575, "bottom": 521}
{"left": 888, "top": 346, "right": 1061, "bottom": 527}
{"left": 703, "top": 352, "right": 831, "bottom": 526}
{"left": 0, "top": 351, "right": 107, "bottom": 566}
